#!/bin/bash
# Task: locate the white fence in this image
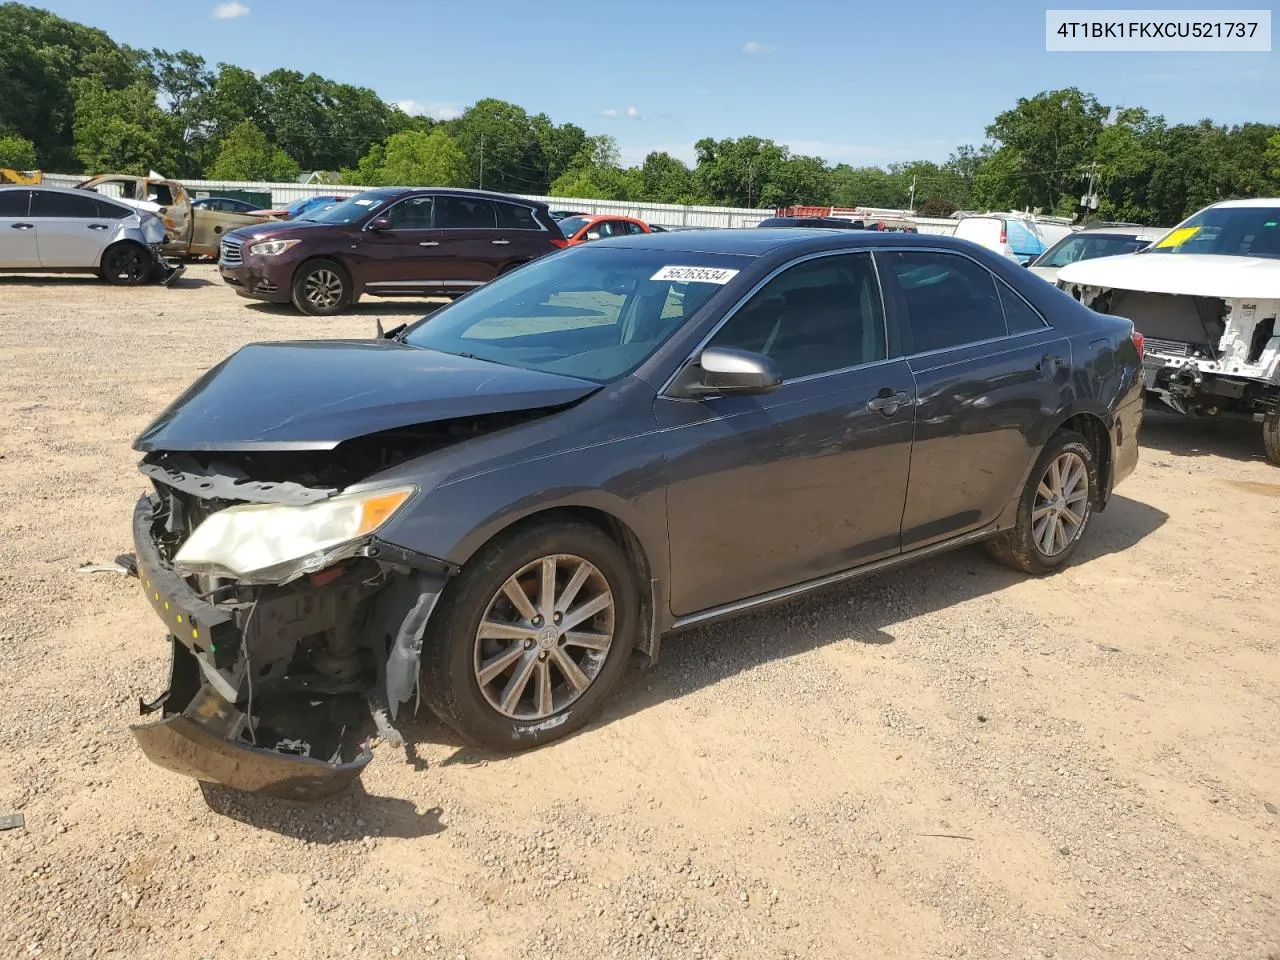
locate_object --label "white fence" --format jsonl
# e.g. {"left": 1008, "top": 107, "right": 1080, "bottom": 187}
{"left": 41, "top": 173, "right": 776, "bottom": 228}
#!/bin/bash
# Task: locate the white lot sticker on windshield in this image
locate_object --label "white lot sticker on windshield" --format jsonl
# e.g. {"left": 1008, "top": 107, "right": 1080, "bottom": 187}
{"left": 353, "top": 199, "right": 376, "bottom": 206}
{"left": 651, "top": 265, "right": 740, "bottom": 284}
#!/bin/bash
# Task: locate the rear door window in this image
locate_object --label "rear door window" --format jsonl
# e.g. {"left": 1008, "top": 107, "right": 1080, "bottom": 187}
{"left": 31, "top": 191, "right": 101, "bottom": 218}
{"left": 95, "top": 198, "right": 132, "bottom": 219}
{"left": 0, "top": 190, "right": 30, "bottom": 217}
{"left": 882, "top": 250, "right": 1007, "bottom": 353}
{"left": 495, "top": 202, "right": 540, "bottom": 230}
{"left": 625, "top": 221, "right": 648, "bottom": 235}
{"left": 436, "top": 196, "right": 497, "bottom": 229}
{"left": 996, "top": 280, "right": 1047, "bottom": 333}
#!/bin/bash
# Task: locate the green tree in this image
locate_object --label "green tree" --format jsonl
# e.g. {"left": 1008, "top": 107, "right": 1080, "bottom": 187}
{"left": 829, "top": 164, "right": 902, "bottom": 207}
{"left": 984, "top": 88, "right": 1110, "bottom": 212}
{"left": 916, "top": 196, "right": 956, "bottom": 217}
{"left": 532, "top": 114, "right": 588, "bottom": 185}
{"left": 71, "top": 78, "right": 178, "bottom": 174}
{"left": 205, "top": 120, "right": 300, "bottom": 181}
{"left": 346, "top": 129, "right": 468, "bottom": 187}
{"left": 641, "top": 151, "right": 700, "bottom": 203}
{"left": 452, "top": 98, "right": 547, "bottom": 193}
{"left": 0, "top": 134, "right": 37, "bottom": 169}
{"left": 0, "top": 3, "right": 150, "bottom": 167}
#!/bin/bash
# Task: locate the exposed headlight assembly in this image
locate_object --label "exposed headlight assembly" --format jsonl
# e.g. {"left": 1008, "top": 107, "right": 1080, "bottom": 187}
{"left": 249, "top": 238, "right": 302, "bottom": 256}
{"left": 173, "top": 485, "right": 415, "bottom": 584}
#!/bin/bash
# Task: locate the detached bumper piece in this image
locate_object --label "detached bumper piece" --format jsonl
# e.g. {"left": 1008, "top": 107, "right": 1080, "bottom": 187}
{"left": 131, "top": 639, "right": 371, "bottom": 800}
{"left": 129, "top": 491, "right": 449, "bottom": 800}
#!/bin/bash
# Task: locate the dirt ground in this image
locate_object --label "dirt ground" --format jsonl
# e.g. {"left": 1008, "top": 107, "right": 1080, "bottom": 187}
{"left": 1, "top": 265, "right": 1279, "bottom": 960}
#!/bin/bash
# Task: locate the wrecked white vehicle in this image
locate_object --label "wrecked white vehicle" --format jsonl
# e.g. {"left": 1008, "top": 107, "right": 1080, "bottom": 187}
{"left": 1058, "top": 198, "right": 1280, "bottom": 463}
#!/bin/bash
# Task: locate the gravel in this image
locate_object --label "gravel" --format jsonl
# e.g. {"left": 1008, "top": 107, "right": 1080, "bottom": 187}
{"left": 1, "top": 265, "right": 1279, "bottom": 959}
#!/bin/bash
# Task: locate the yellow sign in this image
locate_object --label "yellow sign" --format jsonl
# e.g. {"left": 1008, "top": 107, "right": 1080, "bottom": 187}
{"left": 1155, "top": 226, "right": 1200, "bottom": 249}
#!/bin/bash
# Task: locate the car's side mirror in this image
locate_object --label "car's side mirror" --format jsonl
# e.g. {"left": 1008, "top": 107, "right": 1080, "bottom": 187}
{"left": 668, "top": 346, "right": 782, "bottom": 399}
{"left": 369, "top": 217, "right": 392, "bottom": 231}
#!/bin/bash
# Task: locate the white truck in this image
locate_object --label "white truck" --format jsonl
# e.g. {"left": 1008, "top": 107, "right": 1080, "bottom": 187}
{"left": 1057, "top": 198, "right": 1280, "bottom": 464}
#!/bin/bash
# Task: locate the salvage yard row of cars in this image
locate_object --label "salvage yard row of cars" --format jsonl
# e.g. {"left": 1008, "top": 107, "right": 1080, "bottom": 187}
{"left": 2, "top": 171, "right": 1277, "bottom": 798}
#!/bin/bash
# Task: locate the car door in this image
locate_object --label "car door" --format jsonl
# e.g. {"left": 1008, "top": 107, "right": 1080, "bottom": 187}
{"left": 494, "top": 200, "right": 552, "bottom": 264}
{"left": 29, "top": 190, "right": 116, "bottom": 268}
{"left": 0, "top": 189, "right": 38, "bottom": 267}
{"left": 359, "top": 194, "right": 441, "bottom": 290}
{"left": 877, "top": 248, "right": 1070, "bottom": 550}
{"left": 431, "top": 195, "right": 503, "bottom": 284}
{"left": 659, "top": 251, "right": 917, "bottom": 617}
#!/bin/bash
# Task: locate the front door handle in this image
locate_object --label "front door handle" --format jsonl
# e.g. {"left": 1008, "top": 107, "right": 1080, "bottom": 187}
{"left": 10, "top": 223, "right": 33, "bottom": 230}
{"left": 491, "top": 239, "right": 510, "bottom": 246}
{"left": 418, "top": 241, "right": 439, "bottom": 247}
{"left": 87, "top": 223, "right": 109, "bottom": 230}
{"left": 867, "top": 389, "right": 909, "bottom": 415}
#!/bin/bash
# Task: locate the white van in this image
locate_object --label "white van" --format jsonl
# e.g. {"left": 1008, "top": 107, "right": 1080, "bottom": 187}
{"left": 953, "top": 215, "right": 1074, "bottom": 265}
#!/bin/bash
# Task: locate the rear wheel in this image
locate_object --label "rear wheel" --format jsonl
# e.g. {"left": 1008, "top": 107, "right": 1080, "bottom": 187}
{"left": 1264, "top": 410, "right": 1280, "bottom": 466}
{"left": 100, "top": 242, "right": 151, "bottom": 286}
{"left": 422, "top": 521, "right": 637, "bottom": 751}
{"left": 291, "top": 259, "right": 351, "bottom": 315}
{"left": 986, "top": 430, "right": 1096, "bottom": 575}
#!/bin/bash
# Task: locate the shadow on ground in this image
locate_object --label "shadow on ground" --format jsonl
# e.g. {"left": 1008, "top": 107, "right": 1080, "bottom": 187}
{"left": 1140, "top": 407, "right": 1266, "bottom": 463}
{"left": 418, "top": 492, "right": 1169, "bottom": 766}
{"left": 200, "top": 780, "right": 445, "bottom": 842}
{"left": 245, "top": 300, "right": 449, "bottom": 320}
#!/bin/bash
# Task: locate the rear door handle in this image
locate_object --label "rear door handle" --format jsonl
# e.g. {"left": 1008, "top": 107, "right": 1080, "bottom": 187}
{"left": 867, "top": 389, "right": 909, "bottom": 415}
{"left": 10, "top": 223, "right": 33, "bottom": 230}
{"left": 87, "top": 223, "right": 109, "bottom": 230}
{"left": 491, "top": 239, "right": 510, "bottom": 246}
{"left": 418, "top": 241, "right": 439, "bottom": 247}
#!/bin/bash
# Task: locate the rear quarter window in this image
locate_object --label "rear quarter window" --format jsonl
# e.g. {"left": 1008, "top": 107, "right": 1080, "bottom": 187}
{"left": 495, "top": 203, "right": 540, "bottom": 230}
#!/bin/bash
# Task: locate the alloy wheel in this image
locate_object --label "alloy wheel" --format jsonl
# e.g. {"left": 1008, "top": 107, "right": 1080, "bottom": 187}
{"left": 106, "top": 246, "right": 147, "bottom": 284}
{"left": 473, "top": 554, "right": 616, "bottom": 720}
{"left": 1032, "top": 450, "right": 1089, "bottom": 557}
{"left": 303, "top": 269, "right": 344, "bottom": 309}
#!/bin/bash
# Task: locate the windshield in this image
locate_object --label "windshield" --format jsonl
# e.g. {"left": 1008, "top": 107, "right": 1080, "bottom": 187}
{"left": 302, "top": 192, "right": 391, "bottom": 224}
{"left": 1033, "top": 233, "right": 1148, "bottom": 267}
{"left": 1144, "top": 206, "right": 1280, "bottom": 259}
{"left": 557, "top": 216, "right": 589, "bottom": 237}
{"left": 402, "top": 247, "right": 750, "bottom": 381}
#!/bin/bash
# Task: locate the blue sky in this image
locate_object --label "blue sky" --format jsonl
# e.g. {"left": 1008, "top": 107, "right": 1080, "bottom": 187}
{"left": 40, "top": 0, "right": 1280, "bottom": 168}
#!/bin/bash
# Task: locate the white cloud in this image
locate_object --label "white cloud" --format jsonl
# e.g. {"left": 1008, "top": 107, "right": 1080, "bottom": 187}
{"left": 601, "top": 108, "right": 619, "bottom": 118}
{"left": 741, "top": 40, "right": 774, "bottom": 54}
{"left": 211, "top": 1, "right": 249, "bottom": 19}
{"left": 394, "top": 100, "right": 463, "bottom": 121}
{"left": 626, "top": 105, "right": 641, "bottom": 118}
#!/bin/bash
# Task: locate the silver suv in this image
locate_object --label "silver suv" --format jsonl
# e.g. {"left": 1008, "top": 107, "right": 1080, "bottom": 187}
{"left": 0, "top": 185, "right": 176, "bottom": 285}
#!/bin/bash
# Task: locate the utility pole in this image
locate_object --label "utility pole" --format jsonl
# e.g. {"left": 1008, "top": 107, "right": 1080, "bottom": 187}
{"left": 1080, "top": 161, "right": 1099, "bottom": 216}
{"left": 908, "top": 174, "right": 917, "bottom": 213}
{"left": 479, "top": 134, "right": 485, "bottom": 190}
{"left": 745, "top": 162, "right": 756, "bottom": 208}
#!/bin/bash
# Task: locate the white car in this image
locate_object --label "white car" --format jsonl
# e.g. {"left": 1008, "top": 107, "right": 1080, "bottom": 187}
{"left": 0, "top": 184, "right": 176, "bottom": 284}
{"left": 1057, "top": 198, "right": 1280, "bottom": 463}
{"left": 952, "top": 214, "right": 1075, "bottom": 265}
{"left": 1026, "top": 224, "right": 1166, "bottom": 284}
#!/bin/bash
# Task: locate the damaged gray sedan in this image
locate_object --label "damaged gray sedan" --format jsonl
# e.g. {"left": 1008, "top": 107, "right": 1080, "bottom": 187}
{"left": 130, "top": 229, "right": 1144, "bottom": 798}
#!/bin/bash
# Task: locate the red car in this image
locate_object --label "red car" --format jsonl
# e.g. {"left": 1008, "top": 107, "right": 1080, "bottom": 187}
{"left": 557, "top": 214, "right": 652, "bottom": 245}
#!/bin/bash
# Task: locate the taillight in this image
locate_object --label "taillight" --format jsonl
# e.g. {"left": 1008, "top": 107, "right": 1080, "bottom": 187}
{"left": 550, "top": 237, "right": 569, "bottom": 249}
{"left": 1131, "top": 329, "right": 1144, "bottom": 361}
{"left": 999, "top": 224, "right": 1007, "bottom": 245}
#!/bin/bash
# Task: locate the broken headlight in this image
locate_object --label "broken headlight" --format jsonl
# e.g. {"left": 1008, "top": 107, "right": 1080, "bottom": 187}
{"left": 173, "top": 485, "right": 415, "bottom": 584}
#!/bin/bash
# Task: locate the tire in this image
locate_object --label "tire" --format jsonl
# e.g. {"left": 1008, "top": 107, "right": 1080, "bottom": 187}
{"left": 100, "top": 242, "right": 151, "bottom": 286}
{"left": 422, "top": 520, "right": 638, "bottom": 751}
{"left": 291, "top": 259, "right": 352, "bottom": 316}
{"left": 1263, "top": 411, "right": 1280, "bottom": 466}
{"left": 985, "top": 429, "right": 1097, "bottom": 575}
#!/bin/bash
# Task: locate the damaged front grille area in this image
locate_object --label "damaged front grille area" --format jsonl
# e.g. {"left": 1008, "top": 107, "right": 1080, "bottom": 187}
{"left": 130, "top": 465, "right": 452, "bottom": 798}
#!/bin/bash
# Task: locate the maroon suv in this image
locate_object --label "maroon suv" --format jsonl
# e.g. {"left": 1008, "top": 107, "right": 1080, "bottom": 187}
{"left": 218, "top": 187, "right": 569, "bottom": 315}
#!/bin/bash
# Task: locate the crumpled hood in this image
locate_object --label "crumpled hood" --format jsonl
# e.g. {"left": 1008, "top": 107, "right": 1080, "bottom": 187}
{"left": 134, "top": 340, "right": 600, "bottom": 452}
{"left": 1058, "top": 252, "right": 1280, "bottom": 300}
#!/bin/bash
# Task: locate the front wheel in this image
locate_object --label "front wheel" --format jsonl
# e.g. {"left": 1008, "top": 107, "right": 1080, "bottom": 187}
{"left": 1263, "top": 410, "right": 1280, "bottom": 466}
{"left": 100, "top": 242, "right": 151, "bottom": 286}
{"left": 422, "top": 520, "right": 638, "bottom": 751}
{"left": 291, "top": 259, "right": 351, "bottom": 316}
{"left": 986, "top": 429, "right": 1097, "bottom": 575}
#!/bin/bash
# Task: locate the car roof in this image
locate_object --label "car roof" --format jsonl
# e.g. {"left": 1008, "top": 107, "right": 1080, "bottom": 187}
{"left": 360, "top": 186, "right": 550, "bottom": 208}
{"left": 1208, "top": 197, "right": 1280, "bottom": 209}
{"left": 597, "top": 227, "right": 978, "bottom": 256}
{"left": 0, "top": 183, "right": 133, "bottom": 200}
{"left": 1072, "top": 226, "right": 1163, "bottom": 238}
